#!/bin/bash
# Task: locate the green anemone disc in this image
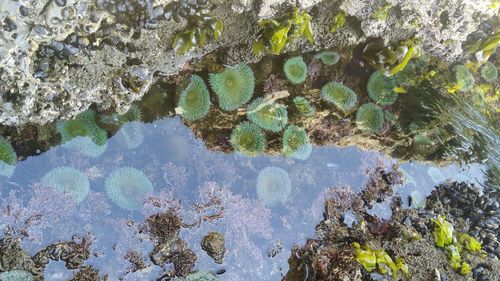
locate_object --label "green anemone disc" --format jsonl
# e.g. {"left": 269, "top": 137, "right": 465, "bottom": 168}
{"left": 356, "top": 103, "right": 385, "bottom": 134}
{"left": 321, "top": 82, "right": 358, "bottom": 112}
{"left": 367, "top": 70, "right": 399, "bottom": 105}
{"left": 284, "top": 56, "right": 308, "bottom": 84}
{"left": 178, "top": 74, "right": 211, "bottom": 121}
{"left": 209, "top": 63, "right": 255, "bottom": 111}
{"left": 230, "top": 121, "right": 266, "bottom": 157}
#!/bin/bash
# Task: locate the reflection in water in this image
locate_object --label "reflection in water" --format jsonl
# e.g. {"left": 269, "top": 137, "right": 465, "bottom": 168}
{"left": 0, "top": 117, "right": 485, "bottom": 280}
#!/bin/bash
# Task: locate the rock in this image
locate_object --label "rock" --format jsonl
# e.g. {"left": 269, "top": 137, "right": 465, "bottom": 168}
{"left": 201, "top": 232, "right": 226, "bottom": 264}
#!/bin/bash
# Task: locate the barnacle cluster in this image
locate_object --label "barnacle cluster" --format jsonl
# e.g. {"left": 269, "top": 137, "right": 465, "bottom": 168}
{"left": 246, "top": 98, "right": 288, "bottom": 132}
{"left": 230, "top": 122, "right": 266, "bottom": 157}
{"left": 282, "top": 125, "right": 312, "bottom": 160}
{"left": 321, "top": 82, "right": 358, "bottom": 113}
{"left": 177, "top": 74, "right": 212, "bottom": 121}
{"left": 253, "top": 7, "right": 313, "bottom": 55}
{"left": 283, "top": 56, "right": 308, "bottom": 84}
{"left": 0, "top": 136, "right": 16, "bottom": 177}
{"left": 41, "top": 167, "right": 90, "bottom": 204}
{"left": 256, "top": 166, "right": 292, "bottom": 206}
{"left": 353, "top": 242, "right": 409, "bottom": 280}
{"left": 209, "top": 63, "right": 255, "bottom": 111}
{"left": 105, "top": 167, "right": 154, "bottom": 210}
{"left": 356, "top": 103, "right": 384, "bottom": 134}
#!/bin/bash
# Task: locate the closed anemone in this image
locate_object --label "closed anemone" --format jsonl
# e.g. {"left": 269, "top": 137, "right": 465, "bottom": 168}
{"left": 105, "top": 167, "right": 154, "bottom": 210}
{"left": 209, "top": 63, "right": 255, "bottom": 111}
{"left": 178, "top": 74, "right": 211, "bottom": 121}
{"left": 247, "top": 98, "right": 288, "bottom": 132}
{"left": 293, "top": 96, "right": 316, "bottom": 117}
{"left": 174, "top": 271, "right": 219, "bottom": 281}
{"left": 367, "top": 70, "right": 398, "bottom": 105}
{"left": 480, "top": 61, "right": 498, "bottom": 83}
{"left": 0, "top": 136, "right": 16, "bottom": 177}
{"left": 256, "top": 166, "right": 292, "bottom": 206}
{"left": 314, "top": 51, "right": 340, "bottom": 65}
{"left": 356, "top": 103, "right": 385, "bottom": 134}
{"left": 320, "top": 82, "right": 358, "bottom": 113}
{"left": 284, "top": 56, "right": 308, "bottom": 84}
{"left": 230, "top": 122, "right": 266, "bottom": 157}
{"left": 453, "top": 64, "right": 475, "bottom": 92}
{"left": 0, "top": 270, "right": 34, "bottom": 281}
{"left": 41, "top": 167, "right": 90, "bottom": 203}
{"left": 282, "top": 125, "right": 312, "bottom": 160}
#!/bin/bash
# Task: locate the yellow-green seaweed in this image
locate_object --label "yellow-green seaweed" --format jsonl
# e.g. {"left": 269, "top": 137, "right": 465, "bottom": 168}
{"left": 431, "top": 215, "right": 454, "bottom": 248}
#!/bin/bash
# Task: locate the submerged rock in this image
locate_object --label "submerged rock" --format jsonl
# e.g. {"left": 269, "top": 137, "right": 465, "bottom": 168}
{"left": 200, "top": 232, "right": 226, "bottom": 264}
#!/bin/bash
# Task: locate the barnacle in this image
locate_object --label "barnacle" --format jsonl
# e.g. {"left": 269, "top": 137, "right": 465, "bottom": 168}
{"left": 41, "top": 167, "right": 90, "bottom": 204}
{"left": 293, "top": 96, "right": 315, "bottom": 117}
{"left": 0, "top": 270, "right": 34, "bottom": 281}
{"left": 253, "top": 7, "right": 313, "bottom": 55}
{"left": 105, "top": 167, "right": 154, "bottom": 210}
{"left": 209, "top": 63, "right": 255, "bottom": 111}
{"left": 431, "top": 215, "right": 454, "bottom": 248}
{"left": 256, "top": 166, "right": 292, "bottom": 206}
{"left": 230, "top": 122, "right": 266, "bottom": 157}
{"left": 320, "top": 82, "right": 358, "bottom": 113}
{"left": 367, "top": 70, "right": 399, "bottom": 105}
{"left": 283, "top": 56, "right": 308, "bottom": 84}
{"left": 178, "top": 74, "right": 212, "bottom": 121}
{"left": 0, "top": 136, "right": 16, "bottom": 177}
{"left": 356, "top": 103, "right": 384, "bottom": 134}
{"left": 282, "top": 125, "right": 312, "bottom": 160}
{"left": 247, "top": 98, "right": 288, "bottom": 132}
{"left": 480, "top": 61, "right": 498, "bottom": 82}
{"left": 452, "top": 64, "right": 475, "bottom": 92}
{"left": 456, "top": 233, "right": 482, "bottom": 253}
{"left": 314, "top": 51, "right": 340, "bottom": 66}
{"left": 330, "top": 11, "right": 346, "bottom": 33}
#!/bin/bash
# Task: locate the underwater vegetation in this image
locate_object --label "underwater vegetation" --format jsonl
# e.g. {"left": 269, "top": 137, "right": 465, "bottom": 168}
{"left": 57, "top": 110, "right": 108, "bottom": 157}
{"left": 209, "top": 63, "right": 255, "bottom": 111}
{"left": 356, "top": 103, "right": 384, "bottom": 134}
{"left": 174, "top": 271, "right": 219, "bottom": 281}
{"left": 314, "top": 51, "right": 340, "bottom": 66}
{"left": 0, "top": 136, "right": 16, "bottom": 177}
{"left": 330, "top": 11, "right": 346, "bottom": 33}
{"left": 467, "top": 30, "right": 500, "bottom": 65}
{"left": 41, "top": 167, "right": 90, "bottom": 204}
{"left": 105, "top": 167, "right": 154, "bottom": 210}
{"left": 256, "top": 166, "right": 291, "bottom": 206}
{"left": 320, "top": 82, "right": 358, "bottom": 113}
{"left": 283, "top": 56, "right": 308, "bottom": 84}
{"left": 362, "top": 39, "right": 421, "bottom": 76}
{"left": 230, "top": 122, "right": 266, "bottom": 157}
{"left": 292, "top": 96, "right": 316, "bottom": 117}
{"left": 171, "top": 1, "right": 223, "bottom": 55}
{"left": 253, "top": 7, "right": 313, "bottom": 55}
{"left": 353, "top": 242, "right": 409, "bottom": 280}
{"left": 367, "top": 70, "right": 399, "bottom": 105}
{"left": 246, "top": 98, "right": 288, "bottom": 132}
{"left": 282, "top": 125, "right": 312, "bottom": 160}
{"left": 178, "top": 74, "right": 212, "bottom": 121}
{"left": 0, "top": 270, "right": 34, "bottom": 281}
{"left": 480, "top": 61, "right": 498, "bottom": 82}
{"left": 451, "top": 64, "right": 475, "bottom": 92}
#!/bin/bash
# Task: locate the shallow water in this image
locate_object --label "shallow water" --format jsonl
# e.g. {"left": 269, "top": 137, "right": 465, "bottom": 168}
{"left": 0, "top": 117, "right": 486, "bottom": 280}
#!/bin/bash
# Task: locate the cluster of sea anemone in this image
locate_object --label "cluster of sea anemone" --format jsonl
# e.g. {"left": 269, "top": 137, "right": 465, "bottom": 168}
{"left": 105, "top": 167, "right": 154, "bottom": 210}
{"left": 256, "top": 166, "right": 292, "bottom": 206}
{"left": 246, "top": 98, "right": 288, "bottom": 132}
{"left": 356, "top": 103, "right": 385, "bottom": 134}
{"left": 282, "top": 125, "right": 312, "bottom": 160}
{"left": 41, "top": 167, "right": 90, "bottom": 204}
{"left": 367, "top": 70, "right": 399, "bottom": 105}
{"left": 209, "top": 63, "right": 255, "bottom": 111}
{"left": 0, "top": 136, "right": 16, "bottom": 177}
{"left": 178, "top": 74, "right": 212, "bottom": 121}
{"left": 57, "top": 110, "right": 108, "bottom": 157}
{"left": 321, "top": 82, "right": 358, "bottom": 113}
{"left": 230, "top": 122, "right": 266, "bottom": 157}
{"left": 284, "top": 56, "right": 308, "bottom": 84}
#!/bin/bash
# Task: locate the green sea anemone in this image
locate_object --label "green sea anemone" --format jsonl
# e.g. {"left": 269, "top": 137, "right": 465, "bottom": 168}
{"left": 314, "top": 51, "right": 340, "bottom": 65}
{"left": 57, "top": 110, "right": 108, "bottom": 157}
{"left": 356, "top": 103, "right": 385, "bottom": 134}
{"left": 293, "top": 96, "right": 316, "bottom": 117}
{"left": 480, "top": 61, "right": 498, "bottom": 82}
{"left": 283, "top": 56, "right": 308, "bottom": 84}
{"left": 256, "top": 166, "right": 292, "bottom": 206}
{"left": 0, "top": 136, "right": 16, "bottom": 177}
{"left": 246, "top": 98, "right": 288, "bottom": 132}
{"left": 452, "top": 64, "right": 475, "bottom": 92}
{"left": 282, "top": 125, "right": 312, "bottom": 160}
{"left": 41, "top": 167, "right": 90, "bottom": 203}
{"left": 117, "top": 121, "right": 144, "bottom": 149}
{"left": 105, "top": 167, "right": 154, "bottom": 211}
{"left": 230, "top": 122, "right": 266, "bottom": 157}
{"left": 0, "top": 270, "right": 34, "bottom": 281}
{"left": 174, "top": 271, "right": 219, "bottom": 281}
{"left": 178, "top": 74, "right": 212, "bottom": 121}
{"left": 209, "top": 63, "right": 255, "bottom": 111}
{"left": 320, "top": 82, "right": 358, "bottom": 113}
{"left": 367, "top": 70, "right": 398, "bottom": 105}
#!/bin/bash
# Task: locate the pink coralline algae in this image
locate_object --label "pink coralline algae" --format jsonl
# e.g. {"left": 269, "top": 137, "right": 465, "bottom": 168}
{"left": 162, "top": 162, "right": 190, "bottom": 190}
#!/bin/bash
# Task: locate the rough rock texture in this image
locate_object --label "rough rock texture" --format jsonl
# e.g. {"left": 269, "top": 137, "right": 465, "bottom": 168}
{"left": 0, "top": 0, "right": 497, "bottom": 127}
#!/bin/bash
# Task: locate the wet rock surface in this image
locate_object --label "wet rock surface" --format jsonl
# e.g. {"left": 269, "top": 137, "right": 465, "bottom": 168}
{"left": 1, "top": 0, "right": 497, "bottom": 127}
{"left": 201, "top": 231, "right": 226, "bottom": 264}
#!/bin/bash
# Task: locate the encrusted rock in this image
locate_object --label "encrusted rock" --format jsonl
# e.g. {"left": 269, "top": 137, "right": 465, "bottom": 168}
{"left": 200, "top": 231, "right": 226, "bottom": 264}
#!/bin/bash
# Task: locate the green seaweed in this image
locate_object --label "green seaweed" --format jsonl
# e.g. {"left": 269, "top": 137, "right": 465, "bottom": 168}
{"left": 330, "top": 11, "right": 346, "bottom": 33}
{"left": 372, "top": 2, "right": 392, "bottom": 21}
{"left": 353, "top": 243, "right": 409, "bottom": 280}
{"left": 431, "top": 215, "right": 454, "bottom": 248}
{"left": 362, "top": 39, "right": 421, "bottom": 76}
